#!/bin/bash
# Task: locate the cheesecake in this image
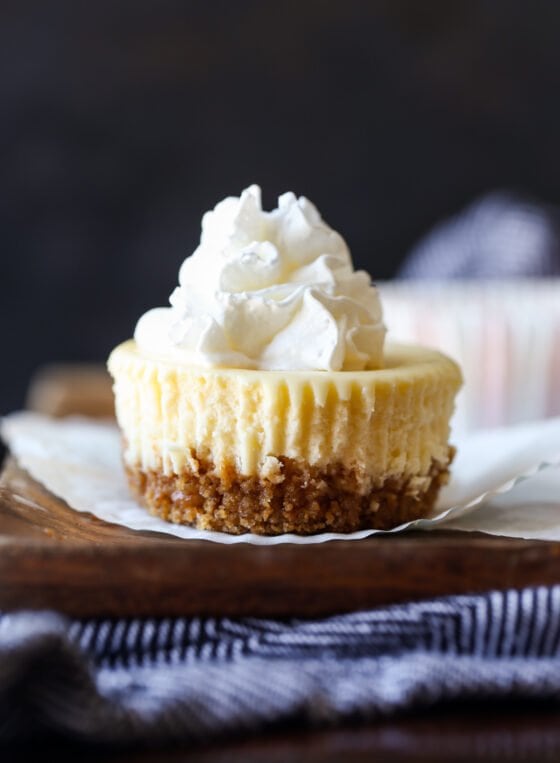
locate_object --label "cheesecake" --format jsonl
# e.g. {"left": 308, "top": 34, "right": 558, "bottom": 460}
{"left": 108, "top": 185, "right": 462, "bottom": 534}
{"left": 109, "top": 339, "right": 460, "bottom": 533}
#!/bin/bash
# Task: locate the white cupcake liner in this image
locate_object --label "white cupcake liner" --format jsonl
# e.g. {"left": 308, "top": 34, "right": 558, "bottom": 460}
{"left": 2, "top": 412, "right": 560, "bottom": 545}
{"left": 380, "top": 279, "right": 560, "bottom": 434}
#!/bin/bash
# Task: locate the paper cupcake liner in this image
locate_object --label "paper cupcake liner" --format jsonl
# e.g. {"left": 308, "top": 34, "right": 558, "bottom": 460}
{"left": 2, "top": 413, "right": 560, "bottom": 545}
{"left": 380, "top": 279, "right": 560, "bottom": 434}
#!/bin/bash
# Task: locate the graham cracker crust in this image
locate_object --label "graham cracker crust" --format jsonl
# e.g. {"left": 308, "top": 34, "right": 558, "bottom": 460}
{"left": 125, "top": 450, "right": 454, "bottom": 535}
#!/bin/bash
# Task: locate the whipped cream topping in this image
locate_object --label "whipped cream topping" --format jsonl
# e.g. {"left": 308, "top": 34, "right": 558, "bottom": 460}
{"left": 134, "top": 185, "right": 385, "bottom": 371}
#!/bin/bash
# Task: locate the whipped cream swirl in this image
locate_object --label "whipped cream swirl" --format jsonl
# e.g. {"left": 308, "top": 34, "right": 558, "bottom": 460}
{"left": 135, "top": 185, "right": 385, "bottom": 371}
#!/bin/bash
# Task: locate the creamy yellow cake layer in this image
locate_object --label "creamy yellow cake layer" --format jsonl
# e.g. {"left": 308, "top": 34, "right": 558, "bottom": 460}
{"left": 108, "top": 340, "right": 462, "bottom": 491}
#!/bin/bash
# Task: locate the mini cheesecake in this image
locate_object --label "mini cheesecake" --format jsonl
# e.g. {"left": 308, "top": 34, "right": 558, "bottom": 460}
{"left": 108, "top": 339, "right": 462, "bottom": 534}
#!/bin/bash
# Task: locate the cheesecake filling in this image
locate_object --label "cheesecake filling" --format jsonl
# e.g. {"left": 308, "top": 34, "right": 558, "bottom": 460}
{"left": 109, "top": 340, "right": 461, "bottom": 487}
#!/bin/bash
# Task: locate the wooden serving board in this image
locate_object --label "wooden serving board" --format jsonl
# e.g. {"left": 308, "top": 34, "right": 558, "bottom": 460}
{"left": 2, "top": 363, "right": 560, "bottom": 618}
{"left": 2, "top": 456, "right": 560, "bottom": 617}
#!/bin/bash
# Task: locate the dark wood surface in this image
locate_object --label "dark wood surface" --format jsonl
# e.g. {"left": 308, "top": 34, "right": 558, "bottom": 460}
{"left": 2, "top": 456, "right": 560, "bottom": 617}
{"left": 3, "top": 364, "right": 560, "bottom": 760}
{"left": 3, "top": 702, "right": 560, "bottom": 762}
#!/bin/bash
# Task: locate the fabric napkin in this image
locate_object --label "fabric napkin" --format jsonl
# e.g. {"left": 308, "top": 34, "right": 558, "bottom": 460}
{"left": 398, "top": 190, "right": 560, "bottom": 279}
{"left": 2, "top": 587, "right": 560, "bottom": 743}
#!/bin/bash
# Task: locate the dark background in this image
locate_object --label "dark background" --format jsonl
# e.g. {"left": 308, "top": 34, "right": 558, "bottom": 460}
{"left": 2, "top": 0, "right": 560, "bottom": 413}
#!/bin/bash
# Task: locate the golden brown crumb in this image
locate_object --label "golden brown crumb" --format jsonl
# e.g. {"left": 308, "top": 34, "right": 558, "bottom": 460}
{"left": 125, "top": 450, "right": 454, "bottom": 535}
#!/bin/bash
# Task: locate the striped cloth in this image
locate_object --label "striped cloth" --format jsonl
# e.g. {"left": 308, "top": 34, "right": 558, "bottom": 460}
{"left": 2, "top": 587, "right": 560, "bottom": 743}
{"left": 398, "top": 191, "right": 560, "bottom": 279}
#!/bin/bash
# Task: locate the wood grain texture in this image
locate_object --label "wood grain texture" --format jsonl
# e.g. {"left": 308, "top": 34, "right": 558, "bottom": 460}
{"left": 2, "top": 457, "right": 560, "bottom": 617}
{"left": 25, "top": 363, "right": 115, "bottom": 418}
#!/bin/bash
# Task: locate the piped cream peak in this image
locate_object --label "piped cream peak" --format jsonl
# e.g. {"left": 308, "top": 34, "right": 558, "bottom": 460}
{"left": 134, "top": 185, "right": 385, "bottom": 371}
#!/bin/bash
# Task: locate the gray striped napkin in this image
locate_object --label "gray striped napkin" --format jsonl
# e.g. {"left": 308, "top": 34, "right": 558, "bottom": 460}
{"left": 398, "top": 191, "right": 560, "bottom": 279}
{"left": 2, "top": 587, "right": 560, "bottom": 743}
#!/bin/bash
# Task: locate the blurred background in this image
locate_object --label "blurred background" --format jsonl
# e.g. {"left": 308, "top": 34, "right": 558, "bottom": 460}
{"left": 2, "top": 0, "right": 560, "bottom": 414}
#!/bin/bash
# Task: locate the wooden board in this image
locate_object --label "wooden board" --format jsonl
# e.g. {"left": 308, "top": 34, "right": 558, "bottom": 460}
{"left": 2, "top": 362, "right": 560, "bottom": 618}
{"left": 3, "top": 456, "right": 560, "bottom": 617}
